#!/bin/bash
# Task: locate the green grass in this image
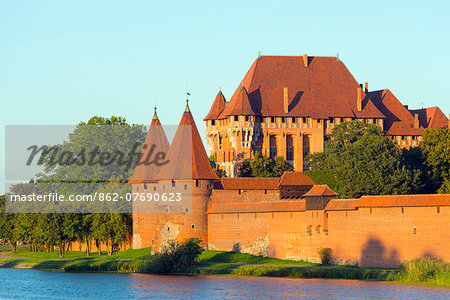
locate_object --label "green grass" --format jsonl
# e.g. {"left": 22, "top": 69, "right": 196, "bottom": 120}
{"left": 3, "top": 247, "right": 153, "bottom": 260}
{"left": 197, "top": 250, "right": 317, "bottom": 266}
{"left": 194, "top": 263, "right": 395, "bottom": 280}
{"left": 2, "top": 248, "right": 449, "bottom": 288}
{"left": 393, "top": 257, "right": 450, "bottom": 287}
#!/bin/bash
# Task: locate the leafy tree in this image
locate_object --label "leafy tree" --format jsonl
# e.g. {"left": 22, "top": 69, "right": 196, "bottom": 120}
{"left": 4, "top": 116, "right": 138, "bottom": 256}
{"left": 420, "top": 127, "right": 450, "bottom": 193}
{"left": 308, "top": 121, "right": 423, "bottom": 198}
{"left": 141, "top": 238, "right": 203, "bottom": 274}
{"left": 237, "top": 152, "right": 293, "bottom": 177}
{"left": 0, "top": 195, "right": 18, "bottom": 252}
{"left": 214, "top": 168, "right": 227, "bottom": 178}
{"left": 237, "top": 159, "right": 252, "bottom": 177}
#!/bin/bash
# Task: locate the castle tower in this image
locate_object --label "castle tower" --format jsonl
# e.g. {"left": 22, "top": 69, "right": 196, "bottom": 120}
{"left": 133, "top": 100, "right": 218, "bottom": 251}
{"left": 206, "top": 85, "right": 261, "bottom": 177}
{"left": 130, "top": 107, "right": 170, "bottom": 249}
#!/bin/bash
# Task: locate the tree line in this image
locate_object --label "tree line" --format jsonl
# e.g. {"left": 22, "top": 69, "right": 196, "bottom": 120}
{"left": 307, "top": 121, "right": 450, "bottom": 198}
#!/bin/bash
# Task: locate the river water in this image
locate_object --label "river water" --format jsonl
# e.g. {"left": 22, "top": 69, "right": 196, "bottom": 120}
{"left": 0, "top": 269, "right": 448, "bottom": 299}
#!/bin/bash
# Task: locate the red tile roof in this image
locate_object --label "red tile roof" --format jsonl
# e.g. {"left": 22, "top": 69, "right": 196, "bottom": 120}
{"left": 219, "top": 85, "right": 260, "bottom": 117}
{"left": 207, "top": 201, "right": 306, "bottom": 214}
{"left": 156, "top": 101, "right": 219, "bottom": 180}
{"left": 303, "top": 185, "right": 338, "bottom": 197}
{"left": 356, "top": 194, "right": 450, "bottom": 208}
{"left": 204, "top": 90, "right": 227, "bottom": 120}
{"left": 220, "top": 177, "right": 280, "bottom": 190}
{"left": 325, "top": 199, "right": 358, "bottom": 211}
{"left": 368, "top": 89, "right": 424, "bottom": 136}
{"left": 278, "top": 171, "right": 316, "bottom": 186}
{"left": 409, "top": 107, "right": 449, "bottom": 129}
{"left": 129, "top": 108, "right": 169, "bottom": 183}
{"left": 216, "top": 55, "right": 385, "bottom": 119}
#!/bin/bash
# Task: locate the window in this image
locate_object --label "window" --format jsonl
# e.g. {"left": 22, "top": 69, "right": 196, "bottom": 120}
{"left": 144, "top": 184, "right": 147, "bottom": 190}
{"left": 196, "top": 180, "right": 199, "bottom": 187}
{"left": 302, "top": 117, "right": 307, "bottom": 123}
{"left": 245, "top": 115, "right": 249, "bottom": 121}
{"left": 154, "top": 187, "right": 156, "bottom": 191}
{"left": 191, "top": 224, "right": 195, "bottom": 229}
{"left": 269, "top": 135, "right": 277, "bottom": 158}
{"left": 211, "top": 120, "right": 215, "bottom": 125}
{"left": 234, "top": 116, "right": 238, "bottom": 121}
{"left": 286, "top": 135, "right": 294, "bottom": 161}
{"left": 185, "top": 208, "right": 189, "bottom": 212}
{"left": 271, "top": 117, "right": 275, "bottom": 123}
{"left": 437, "top": 207, "right": 440, "bottom": 213}
{"left": 291, "top": 117, "right": 295, "bottom": 123}
{"left": 281, "top": 117, "right": 285, "bottom": 123}
{"left": 184, "top": 184, "right": 187, "bottom": 190}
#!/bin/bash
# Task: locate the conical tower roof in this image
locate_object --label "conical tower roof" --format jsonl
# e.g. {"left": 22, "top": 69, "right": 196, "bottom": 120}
{"left": 204, "top": 89, "right": 227, "bottom": 120}
{"left": 156, "top": 100, "right": 219, "bottom": 180}
{"left": 218, "top": 85, "right": 259, "bottom": 118}
{"left": 129, "top": 107, "right": 170, "bottom": 183}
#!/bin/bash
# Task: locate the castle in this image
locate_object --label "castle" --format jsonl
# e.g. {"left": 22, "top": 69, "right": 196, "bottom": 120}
{"left": 130, "top": 55, "right": 450, "bottom": 268}
{"left": 204, "top": 55, "right": 449, "bottom": 176}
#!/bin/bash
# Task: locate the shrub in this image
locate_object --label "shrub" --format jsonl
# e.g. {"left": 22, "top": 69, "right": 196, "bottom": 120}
{"left": 139, "top": 238, "right": 203, "bottom": 274}
{"left": 317, "top": 247, "right": 332, "bottom": 265}
{"left": 396, "top": 257, "right": 450, "bottom": 285}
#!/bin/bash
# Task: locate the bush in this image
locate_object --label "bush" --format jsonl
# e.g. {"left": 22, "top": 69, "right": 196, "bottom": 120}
{"left": 396, "top": 257, "right": 450, "bottom": 285}
{"left": 139, "top": 238, "right": 203, "bottom": 274}
{"left": 317, "top": 247, "right": 332, "bottom": 265}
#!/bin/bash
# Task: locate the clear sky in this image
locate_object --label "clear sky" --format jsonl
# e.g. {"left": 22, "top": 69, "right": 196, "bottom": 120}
{"left": 1, "top": 0, "right": 450, "bottom": 194}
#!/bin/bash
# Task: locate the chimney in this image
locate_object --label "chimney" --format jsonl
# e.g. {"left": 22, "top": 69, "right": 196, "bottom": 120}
{"left": 357, "top": 87, "right": 362, "bottom": 112}
{"left": 364, "top": 82, "right": 369, "bottom": 92}
{"left": 404, "top": 105, "right": 409, "bottom": 110}
{"left": 303, "top": 54, "right": 308, "bottom": 68}
{"left": 283, "top": 87, "right": 289, "bottom": 113}
{"left": 414, "top": 113, "right": 419, "bottom": 129}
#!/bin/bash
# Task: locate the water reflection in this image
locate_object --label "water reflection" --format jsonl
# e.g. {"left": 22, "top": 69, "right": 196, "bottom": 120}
{"left": 0, "top": 269, "right": 448, "bottom": 299}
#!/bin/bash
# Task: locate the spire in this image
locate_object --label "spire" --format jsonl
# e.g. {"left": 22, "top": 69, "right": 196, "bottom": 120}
{"left": 129, "top": 109, "right": 169, "bottom": 183}
{"left": 185, "top": 99, "right": 190, "bottom": 113}
{"left": 157, "top": 104, "right": 219, "bottom": 180}
{"left": 151, "top": 106, "right": 161, "bottom": 126}
{"left": 204, "top": 89, "right": 227, "bottom": 120}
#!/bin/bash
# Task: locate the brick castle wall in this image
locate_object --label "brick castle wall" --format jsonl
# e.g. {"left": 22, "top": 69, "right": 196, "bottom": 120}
{"left": 207, "top": 192, "right": 450, "bottom": 268}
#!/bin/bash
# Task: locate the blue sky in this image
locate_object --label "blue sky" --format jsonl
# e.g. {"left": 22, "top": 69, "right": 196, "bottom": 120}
{"left": 1, "top": 0, "right": 450, "bottom": 194}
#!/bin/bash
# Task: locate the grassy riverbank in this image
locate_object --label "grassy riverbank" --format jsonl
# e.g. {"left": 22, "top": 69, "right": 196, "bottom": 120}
{"left": 1, "top": 248, "right": 448, "bottom": 288}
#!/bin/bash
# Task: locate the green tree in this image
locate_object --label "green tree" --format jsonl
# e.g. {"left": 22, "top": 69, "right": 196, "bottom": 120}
{"left": 308, "top": 121, "right": 423, "bottom": 198}
{"left": 237, "top": 152, "right": 293, "bottom": 177}
{"left": 0, "top": 195, "right": 19, "bottom": 252}
{"left": 420, "top": 127, "right": 450, "bottom": 193}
